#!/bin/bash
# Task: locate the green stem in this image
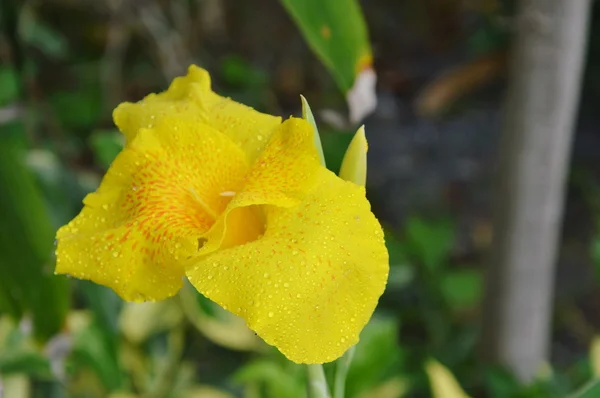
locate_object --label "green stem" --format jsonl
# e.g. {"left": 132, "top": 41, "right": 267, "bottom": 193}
{"left": 333, "top": 346, "right": 355, "bottom": 398}
{"left": 307, "top": 364, "right": 331, "bottom": 398}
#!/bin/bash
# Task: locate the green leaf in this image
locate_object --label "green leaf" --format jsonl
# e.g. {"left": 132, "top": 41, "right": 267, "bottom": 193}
{"left": 404, "top": 216, "right": 455, "bottom": 273}
{"left": 0, "top": 123, "right": 70, "bottom": 340}
{"left": 220, "top": 55, "right": 267, "bottom": 89}
{"left": 0, "top": 66, "right": 20, "bottom": 105}
{"left": 49, "top": 89, "right": 102, "bottom": 130}
{"left": 569, "top": 380, "right": 600, "bottom": 398}
{"left": 0, "top": 350, "right": 52, "bottom": 378}
{"left": 78, "top": 281, "right": 122, "bottom": 335}
{"left": 89, "top": 130, "right": 125, "bottom": 169}
{"left": 440, "top": 270, "right": 483, "bottom": 310}
{"left": 319, "top": 130, "right": 354, "bottom": 174}
{"left": 279, "top": 0, "right": 372, "bottom": 92}
{"left": 591, "top": 237, "right": 600, "bottom": 283}
{"left": 71, "top": 322, "right": 125, "bottom": 392}
{"left": 346, "top": 316, "right": 402, "bottom": 397}
{"left": 234, "top": 360, "right": 305, "bottom": 398}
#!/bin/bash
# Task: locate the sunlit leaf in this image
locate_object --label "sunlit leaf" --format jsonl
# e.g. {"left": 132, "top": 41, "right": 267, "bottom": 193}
{"left": 591, "top": 337, "right": 600, "bottom": 377}
{"left": 118, "top": 300, "right": 183, "bottom": 344}
{"left": 425, "top": 359, "right": 470, "bottom": 398}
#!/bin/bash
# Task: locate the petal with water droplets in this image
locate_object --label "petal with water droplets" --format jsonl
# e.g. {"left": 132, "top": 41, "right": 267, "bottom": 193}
{"left": 55, "top": 115, "right": 248, "bottom": 301}
{"left": 113, "top": 65, "right": 281, "bottom": 162}
{"left": 186, "top": 167, "right": 389, "bottom": 364}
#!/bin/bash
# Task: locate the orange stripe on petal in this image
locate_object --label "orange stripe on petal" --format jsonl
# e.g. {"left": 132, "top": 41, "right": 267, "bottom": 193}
{"left": 56, "top": 117, "right": 248, "bottom": 301}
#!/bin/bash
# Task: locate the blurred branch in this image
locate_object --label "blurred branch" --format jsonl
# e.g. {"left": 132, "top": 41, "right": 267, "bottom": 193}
{"left": 481, "top": 0, "right": 592, "bottom": 382}
{"left": 137, "top": 0, "right": 189, "bottom": 80}
{"left": 102, "top": 0, "right": 131, "bottom": 109}
{"left": 147, "top": 323, "right": 185, "bottom": 398}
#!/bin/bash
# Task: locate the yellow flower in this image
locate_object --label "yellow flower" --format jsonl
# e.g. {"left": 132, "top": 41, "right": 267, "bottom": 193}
{"left": 55, "top": 65, "right": 389, "bottom": 364}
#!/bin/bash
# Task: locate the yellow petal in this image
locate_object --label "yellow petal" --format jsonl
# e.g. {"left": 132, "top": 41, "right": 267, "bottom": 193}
{"left": 196, "top": 117, "right": 322, "bottom": 256}
{"left": 113, "top": 65, "right": 281, "bottom": 162}
{"left": 56, "top": 115, "right": 248, "bottom": 301}
{"left": 186, "top": 168, "right": 389, "bottom": 364}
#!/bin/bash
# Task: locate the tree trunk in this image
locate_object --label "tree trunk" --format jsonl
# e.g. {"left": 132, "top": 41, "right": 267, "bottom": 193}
{"left": 481, "top": 0, "right": 592, "bottom": 382}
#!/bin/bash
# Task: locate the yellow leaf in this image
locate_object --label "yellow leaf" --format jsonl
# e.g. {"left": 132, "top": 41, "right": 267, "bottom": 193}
{"left": 339, "top": 125, "right": 368, "bottom": 186}
{"left": 356, "top": 376, "right": 409, "bottom": 398}
{"left": 184, "top": 386, "right": 235, "bottom": 398}
{"left": 119, "top": 300, "right": 183, "bottom": 343}
{"left": 591, "top": 336, "right": 600, "bottom": 377}
{"left": 425, "top": 359, "right": 471, "bottom": 398}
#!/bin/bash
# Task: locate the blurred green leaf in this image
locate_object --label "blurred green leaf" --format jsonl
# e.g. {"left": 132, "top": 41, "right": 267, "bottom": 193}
{"left": 180, "top": 285, "right": 262, "bottom": 352}
{"left": 0, "top": 123, "right": 70, "bottom": 340}
{"left": 71, "top": 322, "right": 125, "bottom": 392}
{"left": 279, "top": 0, "right": 372, "bottom": 92}
{"left": 49, "top": 89, "right": 102, "bottom": 130}
{"left": 320, "top": 131, "right": 353, "bottom": 174}
{"left": 234, "top": 360, "right": 305, "bottom": 398}
{"left": 0, "top": 66, "right": 20, "bottom": 105}
{"left": 346, "top": 316, "right": 402, "bottom": 397}
{"left": 78, "top": 281, "right": 122, "bottom": 335}
{"left": 404, "top": 216, "right": 455, "bottom": 273}
{"left": 385, "top": 230, "right": 408, "bottom": 266}
{"left": 90, "top": 130, "right": 124, "bottom": 169}
{"left": 591, "top": 237, "right": 600, "bottom": 282}
{"left": 484, "top": 367, "right": 521, "bottom": 398}
{"left": 220, "top": 55, "right": 267, "bottom": 89}
{"left": 569, "top": 380, "right": 600, "bottom": 398}
{"left": 440, "top": 270, "right": 483, "bottom": 310}
{"left": 0, "top": 350, "right": 52, "bottom": 378}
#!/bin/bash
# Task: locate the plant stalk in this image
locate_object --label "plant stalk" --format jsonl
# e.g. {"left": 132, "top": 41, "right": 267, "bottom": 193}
{"left": 333, "top": 346, "right": 355, "bottom": 398}
{"left": 307, "top": 364, "right": 331, "bottom": 398}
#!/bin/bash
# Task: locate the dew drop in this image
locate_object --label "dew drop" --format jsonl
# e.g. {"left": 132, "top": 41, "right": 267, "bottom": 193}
{"left": 207, "top": 275, "right": 213, "bottom": 280}
{"left": 284, "top": 283, "right": 289, "bottom": 288}
{"left": 268, "top": 311, "right": 274, "bottom": 317}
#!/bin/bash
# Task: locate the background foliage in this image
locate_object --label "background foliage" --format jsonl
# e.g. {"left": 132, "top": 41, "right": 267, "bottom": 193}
{"left": 2, "top": 0, "right": 600, "bottom": 397}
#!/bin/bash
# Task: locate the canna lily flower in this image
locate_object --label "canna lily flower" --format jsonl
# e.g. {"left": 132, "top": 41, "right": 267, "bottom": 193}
{"left": 55, "top": 65, "right": 389, "bottom": 364}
